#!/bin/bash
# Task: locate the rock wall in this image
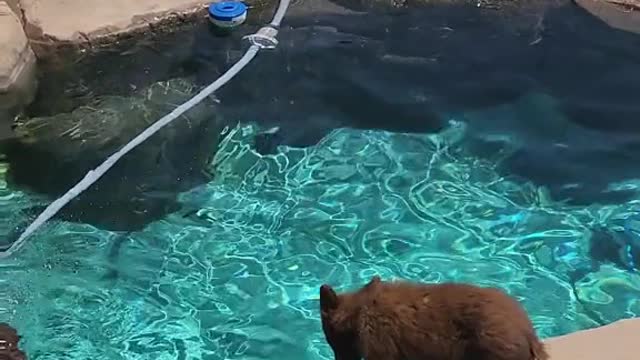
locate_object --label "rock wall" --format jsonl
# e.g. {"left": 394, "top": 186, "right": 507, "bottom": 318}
{"left": 0, "top": 1, "right": 37, "bottom": 141}
{"left": 0, "top": 1, "right": 36, "bottom": 109}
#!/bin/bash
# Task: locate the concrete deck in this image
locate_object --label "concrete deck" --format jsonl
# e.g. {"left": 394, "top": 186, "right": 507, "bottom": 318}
{"left": 547, "top": 318, "right": 639, "bottom": 360}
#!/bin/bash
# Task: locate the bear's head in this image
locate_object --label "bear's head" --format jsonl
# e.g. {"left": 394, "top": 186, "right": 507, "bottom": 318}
{"left": 319, "top": 276, "right": 382, "bottom": 360}
{"left": 0, "top": 323, "right": 26, "bottom": 360}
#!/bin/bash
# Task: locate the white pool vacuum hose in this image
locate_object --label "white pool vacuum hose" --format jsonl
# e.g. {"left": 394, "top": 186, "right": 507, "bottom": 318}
{"left": 0, "top": 0, "right": 291, "bottom": 258}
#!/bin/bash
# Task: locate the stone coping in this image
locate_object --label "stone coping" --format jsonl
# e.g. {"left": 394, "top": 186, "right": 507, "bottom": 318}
{"left": 19, "top": 0, "right": 215, "bottom": 58}
{"left": 575, "top": 0, "right": 640, "bottom": 34}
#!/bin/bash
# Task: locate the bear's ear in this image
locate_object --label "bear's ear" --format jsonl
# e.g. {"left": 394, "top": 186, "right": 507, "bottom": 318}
{"left": 364, "top": 275, "right": 381, "bottom": 290}
{"left": 320, "top": 284, "right": 339, "bottom": 312}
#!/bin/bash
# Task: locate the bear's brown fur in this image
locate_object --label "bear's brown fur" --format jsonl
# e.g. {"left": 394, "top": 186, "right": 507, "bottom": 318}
{"left": 319, "top": 276, "right": 548, "bottom": 360}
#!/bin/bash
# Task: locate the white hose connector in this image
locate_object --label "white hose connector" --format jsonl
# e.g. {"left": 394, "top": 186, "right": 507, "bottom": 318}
{"left": 244, "top": 26, "right": 279, "bottom": 49}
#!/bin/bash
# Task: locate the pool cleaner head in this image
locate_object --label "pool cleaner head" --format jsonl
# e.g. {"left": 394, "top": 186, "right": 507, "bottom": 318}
{"left": 208, "top": 1, "right": 248, "bottom": 29}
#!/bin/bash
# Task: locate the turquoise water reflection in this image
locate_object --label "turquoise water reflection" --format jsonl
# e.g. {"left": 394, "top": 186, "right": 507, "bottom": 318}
{"left": 1, "top": 121, "right": 639, "bottom": 359}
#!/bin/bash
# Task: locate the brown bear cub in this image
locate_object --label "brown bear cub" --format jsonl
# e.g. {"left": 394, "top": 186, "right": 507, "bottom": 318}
{"left": 319, "top": 276, "right": 548, "bottom": 360}
{"left": 0, "top": 323, "right": 26, "bottom": 360}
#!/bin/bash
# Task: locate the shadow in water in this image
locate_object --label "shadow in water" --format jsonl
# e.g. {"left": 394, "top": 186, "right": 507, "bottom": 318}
{"left": 190, "top": 0, "right": 640, "bottom": 205}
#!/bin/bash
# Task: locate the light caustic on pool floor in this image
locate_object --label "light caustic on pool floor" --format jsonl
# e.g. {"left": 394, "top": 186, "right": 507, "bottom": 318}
{"left": 1, "top": 121, "right": 639, "bottom": 360}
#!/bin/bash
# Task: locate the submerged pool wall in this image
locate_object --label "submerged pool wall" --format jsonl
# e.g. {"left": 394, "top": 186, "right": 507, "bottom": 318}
{"left": 0, "top": 0, "right": 280, "bottom": 143}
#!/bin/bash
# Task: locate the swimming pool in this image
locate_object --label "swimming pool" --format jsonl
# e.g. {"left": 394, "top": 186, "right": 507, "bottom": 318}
{"left": 1, "top": 0, "right": 640, "bottom": 359}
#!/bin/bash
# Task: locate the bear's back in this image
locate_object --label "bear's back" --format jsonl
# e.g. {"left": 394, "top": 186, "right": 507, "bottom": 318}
{"left": 355, "top": 282, "right": 538, "bottom": 360}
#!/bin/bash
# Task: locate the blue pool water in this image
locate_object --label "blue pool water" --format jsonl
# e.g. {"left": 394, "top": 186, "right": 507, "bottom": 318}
{"left": 2, "top": 1, "right": 640, "bottom": 359}
{"left": 2, "top": 121, "right": 640, "bottom": 359}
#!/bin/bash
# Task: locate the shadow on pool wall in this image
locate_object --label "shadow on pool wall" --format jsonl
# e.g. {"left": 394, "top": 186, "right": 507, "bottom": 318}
{"left": 2, "top": 0, "right": 640, "bottom": 234}
{"left": 328, "top": 2, "right": 634, "bottom": 204}
{"left": 218, "top": 0, "right": 640, "bottom": 207}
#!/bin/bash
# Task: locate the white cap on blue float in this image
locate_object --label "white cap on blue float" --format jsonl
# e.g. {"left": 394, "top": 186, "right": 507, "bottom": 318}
{"left": 208, "top": 1, "right": 248, "bottom": 28}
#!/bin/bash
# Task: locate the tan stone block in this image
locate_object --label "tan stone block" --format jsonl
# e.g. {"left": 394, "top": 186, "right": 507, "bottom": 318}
{"left": 20, "top": 0, "right": 210, "bottom": 42}
{"left": 0, "top": 1, "right": 37, "bottom": 110}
